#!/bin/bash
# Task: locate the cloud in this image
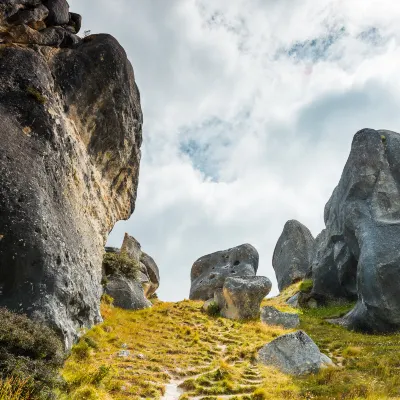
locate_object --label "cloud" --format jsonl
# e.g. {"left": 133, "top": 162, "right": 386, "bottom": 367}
{"left": 69, "top": 0, "right": 400, "bottom": 300}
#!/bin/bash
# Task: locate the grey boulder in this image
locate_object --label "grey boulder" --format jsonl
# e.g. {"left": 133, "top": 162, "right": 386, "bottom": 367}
{"left": 104, "top": 275, "right": 151, "bottom": 310}
{"left": 286, "top": 293, "right": 300, "bottom": 308}
{"left": 43, "top": 0, "right": 69, "bottom": 25}
{"left": 216, "top": 276, "right": 272, "bottom": 320}
{"left": 261, "top": 306, "right": 300, "bottom": 329}
{"left": 272, "top": 220, "right": 315, "bottom": 291}
{"left": 190, "top": 244, "right": 259, "bottom": 301}
{"left": 258, "top": 330, "right": 333, "bottom": 375}
{"left": 311, "top": 129, "right": 400, "bottom": 332}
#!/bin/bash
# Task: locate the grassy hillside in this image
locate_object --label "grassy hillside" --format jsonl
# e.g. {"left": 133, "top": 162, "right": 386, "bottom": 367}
{"left": 60, "top": 284, "right": 400, "bottom": 400}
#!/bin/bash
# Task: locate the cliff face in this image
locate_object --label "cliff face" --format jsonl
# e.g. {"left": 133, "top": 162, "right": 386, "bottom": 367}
{"left": 0, "top": 0, "right": 142, "bottom": 348}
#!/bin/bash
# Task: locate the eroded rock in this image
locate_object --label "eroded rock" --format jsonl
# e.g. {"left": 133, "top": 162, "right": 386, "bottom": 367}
{"left": 272, "top": 220, "right": 315, "bottom": 291}
{"left": 216, "top": 276, "right": 272, "bottom": 320}
{"left": 311, "top": 129, "right": 400, "bottom": 332}
{"left": 190, "top": 244, "right": 259, "bottom": 301}
{"left": 258, "top": 330, "right": 333, "bottom": 375}
{"left": 0, "top": 4, "right": 142, "bottom": 348}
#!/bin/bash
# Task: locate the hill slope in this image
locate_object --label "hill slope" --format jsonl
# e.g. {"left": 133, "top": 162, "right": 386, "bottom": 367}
{"left": 60, "top": 284, "right": 400, "bottom": 400}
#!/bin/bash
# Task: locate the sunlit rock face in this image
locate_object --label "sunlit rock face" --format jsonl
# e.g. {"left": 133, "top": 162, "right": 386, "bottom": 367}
{"left": 0, "top": 0, "right": 142, "bottom": 348}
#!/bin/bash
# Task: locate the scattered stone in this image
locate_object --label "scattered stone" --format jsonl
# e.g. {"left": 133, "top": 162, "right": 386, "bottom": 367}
{"left": 216, "top": 276, "right": 272, "bottom": 320}
{"left": 311, "top": 129, "right": 400, "bottom": 332}
{"left": 286, "top": 293, "right": 300, "bottom": 308}
{"left": 118, "top": 350, "right": 130, "bottom": 358}
{"left": 272, "top": 220, "right": 315, "bottom": 291}
{"left": 190, "top": 244, "right": 259, "bottom": 301}
{"left": 202, "top": 299, "right": 214, "bottom": 312}
{"left": 258, "top": 330, "right": 333, "bottom": 375}
{"left": 261, "top": 306, "right": 300, "bottom": 329}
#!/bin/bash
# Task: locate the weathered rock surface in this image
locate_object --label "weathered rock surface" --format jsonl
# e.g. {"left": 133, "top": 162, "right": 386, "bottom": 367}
{"left": 272, "top": 220, "right": 315, "bottom": 291}
{"left": 258, "top": 330, "right": 333, "bottom": 375}
{"left": 116, "top": 233, "right": 160, "bottom": 298}
{"left": 216, "top": 276, "right": 272, "bottom": 320}
{"left": 286, "top": 293, "right": 300, "bottom": 308}
{"left": 190, "top": 244, "right": 259, "bottom": 301}
{"left": 104, "top": 275, "right": 151, "bottom": 310}
{"left": 261, "top": 306, "right": 300, "bottom": 328}
{"left": 311, "top": 129, "right": 400, "bottom": 332}
{"left": 0, "top": 2, "right": 142, "bottom": 348}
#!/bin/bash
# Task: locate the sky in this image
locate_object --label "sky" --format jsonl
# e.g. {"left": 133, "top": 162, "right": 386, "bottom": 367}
{"left": 69, "top": 0, "right": 400, "bottom": 301}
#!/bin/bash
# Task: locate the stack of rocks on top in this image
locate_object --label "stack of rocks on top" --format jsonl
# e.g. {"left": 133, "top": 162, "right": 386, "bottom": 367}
{"left": 103, "top": 233, "right": 160, "bottom": 310}
{"left": 0, "top": 0, "right": 82, "bottom": 47}
{"left": 189, "top": 244, "right": 272, "bottom": 320}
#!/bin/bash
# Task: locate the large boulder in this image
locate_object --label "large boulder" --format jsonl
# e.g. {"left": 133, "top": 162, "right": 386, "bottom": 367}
{"left": 261, "top": 306, "right": 300, "bottom": 329}
{"left": 258, "top": 330, "right": 333, "bottom": 375}
{"left": 104, "top": 275, "right": 151, "bottom": 310}
{"left": 216, "top": 276, "right": 272, "bottom": 320}
{"left": 311, "top": 129, "right": 400, "bottom": 332}
{"left": 190, "top": 244, "right": 259, "bottom": 301}
{"left": 272, "top": 220, "right": 315, "bottom": 291}
{"left": 0, "top": 3, "right": 142, "bottom": 348}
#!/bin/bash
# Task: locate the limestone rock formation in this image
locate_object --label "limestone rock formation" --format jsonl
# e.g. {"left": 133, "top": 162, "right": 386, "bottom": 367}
{"left": 258, "top": 330, "right": 333, "bottom": 375}
{"left": 105, "top": 233, "right": 160, "bottom": 301}
{"left": 216, "top": 276, "right": 272, "bottom": 320}
{"left": 311, "top": 129, "right": 400, "bottom": 332}
{"left": 0, "top": 1, "right": 142, "bottom": 348}
{"left": 272, "top": 220, "right": 315, "bottom": 291}
{"left": 190, "top": 244, "right": 259, "bottom": 301}
{"left": 104, "top": 275, "right": 151, "bottom": 311}
{"left": 261, "top": 306, "right": 300, "bottom": 329}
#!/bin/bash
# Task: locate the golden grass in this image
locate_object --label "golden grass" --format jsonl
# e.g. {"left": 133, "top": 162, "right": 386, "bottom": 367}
{"left": 60, "top": 284, "right": 400, "bottom": 400}
{"left": 0, "top": 377, "right": 32, "bottom": 400}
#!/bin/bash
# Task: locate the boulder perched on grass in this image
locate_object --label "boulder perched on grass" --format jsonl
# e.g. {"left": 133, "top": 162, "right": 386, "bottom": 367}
{"left": 261, "top": 306, "right": 300, "bottom": 329}
{"left": 190, "top": 244, "right": 259, "bottom": 301}
{"left": 258, "top": 330, "right": 333, "bottom": 375}
{"left": 272, "top": 220, "right": 315, "bottom": 291}
{"left": 216, "top": 276, "right": 272, "bottom": 320}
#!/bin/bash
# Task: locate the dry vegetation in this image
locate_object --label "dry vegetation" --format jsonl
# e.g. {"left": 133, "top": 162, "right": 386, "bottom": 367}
{"left": 60, "top": 283, "right": 400, "bottom": 400}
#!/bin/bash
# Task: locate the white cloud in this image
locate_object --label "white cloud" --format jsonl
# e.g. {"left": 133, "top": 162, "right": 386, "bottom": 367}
{"left": 69, "top": 0, "right": 400, "bottom": 300}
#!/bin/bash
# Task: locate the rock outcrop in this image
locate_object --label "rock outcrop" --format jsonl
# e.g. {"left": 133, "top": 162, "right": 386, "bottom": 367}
{"left": 104, "top": 233, "right": 160, "bottom": 304}
{"left": 272, "top": 220, "right": 315, "bottom": 291}
{"left": 104, "top": 275, "right": 151, "bottom": 310}
{"left": 215, "top": 276, "right": 272, "bottom": 320}
{"left": 190, "top": 244, "right": 259, "bottom": 301}
{"left": 311, "top": 129, "right": 400, "bottom": 332}
{"left": 0, "top": 1, "right": 142, "bottom": 348}
{"left": 261, "top": 306, "right": 300, "bottom": 329}
{"left": 258, "top": 330, "right": 333, "bottom": 375}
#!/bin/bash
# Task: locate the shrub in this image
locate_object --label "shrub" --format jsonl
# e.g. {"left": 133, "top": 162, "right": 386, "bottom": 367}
{"left": 206, "top": 302, "right": 220, "bottom": 317}
{"left": 71, "top": 340, "right": 91, "bottom": 361}
{"left": 299, "top": 279, "right": 313, "bottom": 293}
{"left": 252, "top": 388, "right": 268, "bottom": 400}
{"left": 0, "top": 308, "right": 64, "bottom": 399}
{"left": 0, "top": 377, "right": 33, "bottom": 400}
{"left": 102, "top": 252, "right": 140, "bottom": 280}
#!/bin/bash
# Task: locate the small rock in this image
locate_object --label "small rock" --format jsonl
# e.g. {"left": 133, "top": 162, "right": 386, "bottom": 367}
{"left": 286, "top": 293, "right": 299, "bottom": 308}
{"left": 118, "top": 350, "right": 130, "bottom": 358}
{"left": 258, "top": 330, "right": 333, "bottom": 375}
{"left": 260, "top": 306, "right": 300, "bottom": 329}
{"left": 121, "top": 343, "right": 128, "bottom": 349}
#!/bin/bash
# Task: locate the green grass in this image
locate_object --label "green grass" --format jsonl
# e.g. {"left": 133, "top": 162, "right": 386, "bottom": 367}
{"left": 299, "top": 279, "right": 313, "bottom": 293}
{"left": 60, "top": 283, "right": 400, "bottom": 399}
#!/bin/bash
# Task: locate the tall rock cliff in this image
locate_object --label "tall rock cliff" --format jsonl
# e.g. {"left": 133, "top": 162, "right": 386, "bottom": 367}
{"left": 0, "top": 0, "right": 143, "bottom": 348}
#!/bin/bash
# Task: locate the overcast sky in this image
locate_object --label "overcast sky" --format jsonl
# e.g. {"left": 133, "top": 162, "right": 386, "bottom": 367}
{"left": 70, "top": 0, "right": 400, "bottom": 301}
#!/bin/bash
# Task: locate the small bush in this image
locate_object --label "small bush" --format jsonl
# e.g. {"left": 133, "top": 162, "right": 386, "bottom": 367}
{"left": 0, "top": 308, "right": 64, "bottom": 399}
{"left": 102, "top": 252, "right": 140, "bottom": 280}
{"left": 0, "top": 377, "right": 33, "bottom": 400}
{"left": 71, "top": 340, "right": 91, "bottom": 361}
{"left": 299, "top": 279, "right": 313, "bottom": 293}
{"left": 206, "top": 302, "right": 220, "bottom": 317}
{"left": 101, "top": 293, "right": 114, "bottom": 305}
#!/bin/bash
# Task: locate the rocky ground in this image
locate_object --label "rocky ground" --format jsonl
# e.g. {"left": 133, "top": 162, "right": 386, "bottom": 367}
{"left": 59, "top": 282, "right": 400, "bottom": 400}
